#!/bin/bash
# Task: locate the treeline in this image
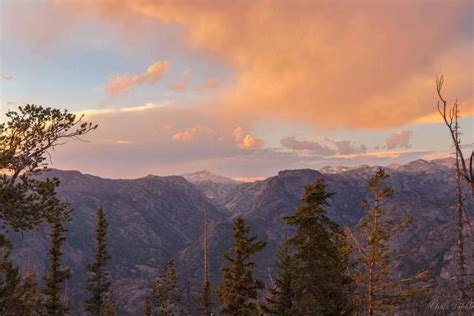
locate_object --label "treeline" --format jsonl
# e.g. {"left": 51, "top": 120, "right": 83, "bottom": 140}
{"left": 0, "top": 82, "right": 472, "bottom": 316}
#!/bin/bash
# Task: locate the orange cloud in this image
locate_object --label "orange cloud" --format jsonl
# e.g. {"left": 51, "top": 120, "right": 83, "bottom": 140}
{"left": 127, "top": 1, "right": 472, "bottom": 130}
{"left": 232, "top": 126, "right": 263, "bottom": 149}
{"left": 194, "top": 79, "right": 221, "bottom": 92}
{"left": 116, "top": 140, "right": 133, "bottom": 144}
{"left": 7, "top": 2, "right": 472, "bottom": 130}
{"left": 105, "top": 60, "right": 170, "bottom": 95}
{"left": 232, "top": 176, "right": 266, "bottom": 182}
{"left": 169, "top": 82, "right": 187, "bottom": 90}
{"left": 241, "top": 134, "right": 263, "bottom": 149}
{"left": 172, "top": 126, "right": 215, "bottom": 142}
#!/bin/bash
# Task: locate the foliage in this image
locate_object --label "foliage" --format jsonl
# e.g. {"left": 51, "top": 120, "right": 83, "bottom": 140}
{"left": 284, "top": 179, "right": 355, "bottom": 315}
{"left": 85, "top": 207, "right": 115, "bottom": 315}
{"left": 153, "top": 259, "right": 183, "bottom": 315}
{"left": 0, "top": 104, "right": 97, "bottom": 231}
{"left": 218, "top": 216, "right": 266, "bottom": 315}
{"left": 41, "top": 200, "right": 72, "bottom": 315}
{"left": 0, "top": 234, "right": 42, "bottom": 315}
{"left": 262, "top": 234, "right": 295, "bottom": 315}
{"left": 346, "top": 168, "right": 432, "bottom": 315}
{"left": 143, "top": 295, "right": 151, "bottom": 316}
{"left": 198, "top": 279, "right": 213, "bottom": 316}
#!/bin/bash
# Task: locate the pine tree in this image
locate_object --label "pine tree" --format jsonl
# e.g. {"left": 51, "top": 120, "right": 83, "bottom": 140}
{"left": 284, "top": 179, "right": 355, "bottom": 315}
{"left": 0, "top": 104, "right": 97, "bottom": 231}
{"left": 199, "top": 204, "right": 212, "bottom": 316}
{"left": 153, "top": 259, "right": 183, "bottom": 315}
{"left": 42, "top": 202, "right": 72, "bottom": 315}
{"left": 85, "top": 207, "right": 114, "bottom": 315}
{"left": 143, "top": 296, "right": 151, "bottom": 316}
{"left": 262, "top": 234, "right": 295, "bottom": 315}
{"left": 0, "top": 234, "right": 42, "bottom": 315}
{"left": 346, "top": 168, "right": 432, "bottom": 315}
{"left": 218, "top": 216, "right": 266, "bottom": 315}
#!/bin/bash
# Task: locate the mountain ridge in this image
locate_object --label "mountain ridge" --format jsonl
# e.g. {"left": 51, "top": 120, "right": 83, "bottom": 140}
{"left": 6, "top": 157, "right": 472, "bottom": 314}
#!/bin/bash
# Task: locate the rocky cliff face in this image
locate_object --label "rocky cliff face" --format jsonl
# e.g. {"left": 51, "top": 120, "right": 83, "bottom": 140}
{"left": 7, "top": 159, "right": 473, "bottom": 314}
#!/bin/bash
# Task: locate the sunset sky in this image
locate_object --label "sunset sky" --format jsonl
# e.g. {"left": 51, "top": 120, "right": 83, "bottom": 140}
{"left": 1, "top": 1, "right": 473, "bottom": 180}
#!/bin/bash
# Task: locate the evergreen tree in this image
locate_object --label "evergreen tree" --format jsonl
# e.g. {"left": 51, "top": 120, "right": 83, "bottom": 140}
{"left": 218, "top": 216, "right": 266, "bottom": 315}
{"left": 346, "top": 168, "right": 432, "bottom": 315}
{"left": 85, "top": 207, "right": 114, "bottom": 315}
{"left": 153, "top": 259, "right": 183, "bottom": 315}
{"left": 0, "top": 104, "right": 96, "bottom": 313}
{"left": 42, "top": 202, "right": 72, "bottom": 315}
{"left": 143, "top": 296, "right": 151, "bottom": 316}
{"left": 0, "top": 234, "right": 42, "bottom": 315}
{"left": 199, "top": 204, "right": 212, "bottom": 316}
{"left": 0, "top": 104, "right": 97, "bottom": 231}
{"left": 262, "top": 234, "right": 295, "bottom": 315}
{"left": 284, "top": 180, "right": 355, "bottom": 315}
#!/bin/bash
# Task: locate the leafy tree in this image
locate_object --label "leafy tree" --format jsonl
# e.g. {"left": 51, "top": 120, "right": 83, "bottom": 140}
{"left": 0, "top": 104, "right": 97, "bottom": 231}
{"left": 218, "top": 216, "right": 266, "bottom": 315}
{"left": 0, "top": 235, "right": 42, "bottom": 315}
{"left": 262, "top": 234, "right": 295, "bottom": 315}
{"left": 153, "top": 259, "right": 183, "bottom": 315}
{"left": 284, "top": 180, "right": 355, "bottom": 315}
{"left": 346, "top": 168, "right": 432, "bottom": 315}
{"left": 41, "top": 200, "right": 72, "bottom": 315}
{"left": 85, "top": 207, "right": 115, "bottom": 315}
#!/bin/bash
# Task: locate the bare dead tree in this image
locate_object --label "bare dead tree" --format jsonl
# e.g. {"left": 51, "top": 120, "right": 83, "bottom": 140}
{"left": 453, "top": 102, "right": 467, "bottom": 300}
{"left": 436, "top": 76, "right": 474, "bottom": 196}
{"left": 436, "top": 76, "right": 472, "bottom": 300}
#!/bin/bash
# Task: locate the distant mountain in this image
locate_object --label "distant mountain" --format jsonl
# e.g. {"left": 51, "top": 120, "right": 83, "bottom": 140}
{"left": 181, "top": 170, "right": 241, "bottom": 204}
{"left": 6, "top": 159, "right": 472, "bottom": 314}
{"left": 181, "top": 170, "right": 239, "bottom": 184}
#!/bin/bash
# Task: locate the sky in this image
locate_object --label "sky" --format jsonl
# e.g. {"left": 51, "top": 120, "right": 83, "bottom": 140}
{"left": 0, "top": 0, "right": 473, "bottom": 180}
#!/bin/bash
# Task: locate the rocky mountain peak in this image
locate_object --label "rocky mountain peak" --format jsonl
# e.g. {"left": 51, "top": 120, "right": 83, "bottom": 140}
{"left": 181, "top": 170, "right": 239, "bottom": 184}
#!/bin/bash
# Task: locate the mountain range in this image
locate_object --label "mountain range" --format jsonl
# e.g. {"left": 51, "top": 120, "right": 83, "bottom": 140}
{"left": 6, "top": 158, "right": 473, "bottom": 314}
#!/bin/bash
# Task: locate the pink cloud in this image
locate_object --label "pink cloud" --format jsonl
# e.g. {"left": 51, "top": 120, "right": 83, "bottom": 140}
{"left": 105, "top": 60, "right": 170, "bottom": 95}
{"left": 385, "top": 130, "right": 413, "bottom": 149}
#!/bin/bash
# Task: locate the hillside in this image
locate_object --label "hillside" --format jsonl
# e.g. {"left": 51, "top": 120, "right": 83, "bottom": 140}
{"left": 6, "top": 159, "right": 473, "bottom": 314}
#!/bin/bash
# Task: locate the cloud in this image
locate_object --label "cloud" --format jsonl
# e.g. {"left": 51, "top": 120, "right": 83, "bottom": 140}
{"left": 281, "top": 136, "right": 335, "bottom": 155}
{"left": 1, "top": 74, "right": 13, "bottom": 80}
{"left": 232, "top": 176, "right": 266, "bottom": 182}
{"left": 116, "top": 140, "right": 134, "bottom": 144}
{"left": 169, "top": 82, "right": 186, "bottom": 90}
{"left": 104, "top": 60, "right": 170, "bottom": 95}
{"left": 126, "top": 1, "right": 472, "bottom": 129}
{"left": 240, "top": 134, "right": 264, "bottom": 149}
{"left": 172, "top": 126, "right": 215, "bottom": 142}
{"left": 385, "top": 130, "right": 413, "bottom": 149}
{"left": 121, "top": 102, "right": 170, "bottom": 112}
{"left": 183, "top": 68, "right": 193, "bottom": 77}
{"left": 194, "top": 79, "right": 221, "bottom": 92}
{"left": 232, "top": 127, "right": 264, "bottom": 149}
{"left": 326, "top": 139, "right": 367, "bottom": 155}
{"left": 79, "top": 102, "right": 171, "bottom": 117}
{"left": 232, "top": 127, "right": 243, "bottom": 142}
